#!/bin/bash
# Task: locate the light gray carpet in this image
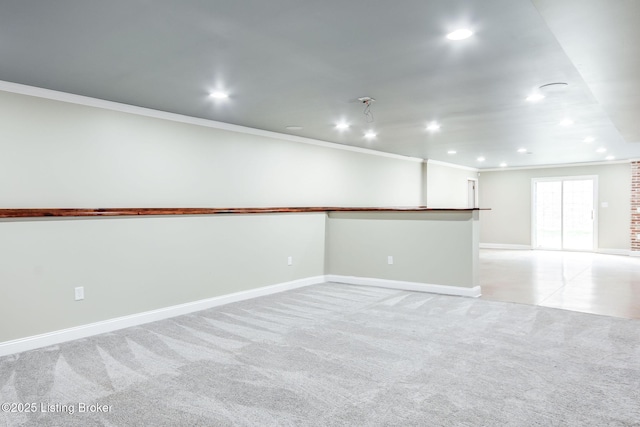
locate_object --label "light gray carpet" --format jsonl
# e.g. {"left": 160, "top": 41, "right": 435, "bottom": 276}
{"left": 1, "top": 282, "right": 639, "bottom": 426}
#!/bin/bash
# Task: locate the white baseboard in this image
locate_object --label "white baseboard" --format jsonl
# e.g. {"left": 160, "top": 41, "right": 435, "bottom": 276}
{"left": 480, "top": 245, "right": 631, "bottom": 256}
{"left": 596, "top": 248, "right": 631, "bottom": 256}
{"left": 0, "top": 274, "right": 482, "bottom": 357}
{"left": 0, "top": 275, "right": 326, "bottom": 357}
{"left": 327, "top": 275, "right": 481, "bottom": 298}
{"left": 480, "top": 243, "right": 532, "bottom": 250}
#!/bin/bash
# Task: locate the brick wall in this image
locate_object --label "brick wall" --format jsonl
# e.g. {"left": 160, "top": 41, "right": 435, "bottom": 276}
{"left": 632, "top": 161, "right": 640, "bottom": 252}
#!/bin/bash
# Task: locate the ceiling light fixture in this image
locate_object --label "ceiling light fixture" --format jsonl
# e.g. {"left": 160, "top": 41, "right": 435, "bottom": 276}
{"left": 446, "top": 29, "right": 473, "bottom": 41}
{"left": 358, "top": 97, "right": 376, "bottom": 123}
{"left": 477, "top": 156, "right": 485, "bottom": 162}
{"left": 583, "top": 137, "right": 595, "bottom": 143}
{"left": 517, "top": 148, "right": 527, "bottom": 153}
{"left": 526, "top": 93, "right": 545, "bottom": 102}
{"left": 447, "top": 150, "right": 457, "bottom": 155}
{"left": 364, "top": 131, "right": 377, "bottom": 139}
{"left": 596, "top": 147, "right": 606, "bottom": 153}
{"left": 285, "top": 126, "right": 303, "bottom": 131}
{"left": 605, "top": 155, "right": 615, "bottom": 160}
{"left": 335, "top": 122, "right": 350, "bottom": 130}
{"left": 426, "top": 122, "right": 441, "bottom": 132}
{"left": 559, "top": 118, "right": 574, "bottom": 126}
{"left": 500, "top": 162, "right": 507, "bottom": 167}
{"left": 209, "top": 91, "right": 229, "bottom": 99}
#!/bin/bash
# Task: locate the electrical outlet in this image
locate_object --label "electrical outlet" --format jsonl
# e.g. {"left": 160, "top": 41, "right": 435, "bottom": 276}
{"left": 387, "top": 255, "right": 394, "bottom": 265}
{"left": 287, "top": 256, "right": 293, "bottom": 266}
{"left": 74, "top": 286, "right": 84, "bottom": 301}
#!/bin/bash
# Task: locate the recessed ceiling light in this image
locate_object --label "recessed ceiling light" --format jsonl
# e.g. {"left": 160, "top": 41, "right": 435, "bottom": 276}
{"left": 447, "top": 150, "right": 457, "bottom": 155}
{"left": 596, "top": 147, "right": 606, "bottom": 153}
{"left": 605, "top": 155, "right": 615, "bottom": 160}
{"left": 517, "top": 148, "right": 527, "bottom": 153}
{"left": 477, "top": 156, "right": 485, "bottom": 162}
{"left": 500, "top": 162, "right": 507, "bottom": 167}
{"left": 559, "top": 118, "right": 574, "bottom": 126}
{"left": 285, "top": 126, "right": 303, "bottom": 131}
{"left": 526, "top": 93, "right": 545, "bottom": 102}
{"left": 426, "top": 122, "right": 441, "bottom": 132}
{"left": 364, "top": 131, "right": 377, "bottom": 139}
{"left": 335, "top": 123, "right": 350, "bottom": 130}
{"left": 583, "top": 136, "right": 595, "bottom": 143}
{"left": 446, "top": 29, "right": 473, "bottom": 41}
{"left": 209, "top": 91, "right": 229, "bottom": 99}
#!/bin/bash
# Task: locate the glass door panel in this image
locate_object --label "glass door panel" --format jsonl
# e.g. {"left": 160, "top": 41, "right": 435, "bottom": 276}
{"left": 562, "top": 180, "right": 594, "bottom": 251}
{"left": 535, "top": 181, "right": 562, "bottom": 249}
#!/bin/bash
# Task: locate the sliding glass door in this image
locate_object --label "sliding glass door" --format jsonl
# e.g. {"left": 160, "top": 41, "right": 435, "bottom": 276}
{"left": 532, "top": 177, "right": 597, "bottom": 251}
{"left": 534, "top": 180, "right": 562, "bottom": 249}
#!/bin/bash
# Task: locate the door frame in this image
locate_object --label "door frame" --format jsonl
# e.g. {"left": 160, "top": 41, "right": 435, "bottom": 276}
{"left": 467, "top": 178, "right": 478, "bottom": 208}
{"left": 531, "top": 175, "right": 599, "bottom": 251}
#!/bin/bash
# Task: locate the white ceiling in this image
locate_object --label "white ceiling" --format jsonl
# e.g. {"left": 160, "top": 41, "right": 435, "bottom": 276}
{"left": 0, "top": 0, "right": 638, "bottom": 168}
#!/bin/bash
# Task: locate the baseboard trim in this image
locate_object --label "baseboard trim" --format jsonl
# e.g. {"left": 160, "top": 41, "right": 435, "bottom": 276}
{"left": 596, "top": 248, "right": 631, "bottom": 256}
{"left": 480, "top": 243, "right": 532, "bottom": 250}
{"left": 0, "top": 275, "right": 326, "bottom": 357}
{"left": 481, "top": 245, "right": 631, "bottom": 256}
{"left": 327, "top": 275, "right": 481, "bottom": 298}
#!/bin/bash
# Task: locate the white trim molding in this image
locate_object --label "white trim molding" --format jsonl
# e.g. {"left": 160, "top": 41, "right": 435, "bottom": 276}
{"left": 426, "top": 158, "right": 479, "bottom": 172}
{"left": 0, "top": 274, "right": 488, "bottom": 357}
{"left": 481, "top": 159, "right": 629, "bottom": 172}
{"left": 480, "top": 243, "right": 532, "bottom": 250}
{"left": 596, "top": 248, "right": 631, "bottom": 256}
{"left": 0, "top": 276, "right": 326, "bottom": 357}
{"left": 480, "top": 245, "right": 630, "bottom": 256}
{"left": 327, "top": 275, "right": 481, "bottom": 298}
{"left": 0, "top": 80, "right": 422, "bottom": 164}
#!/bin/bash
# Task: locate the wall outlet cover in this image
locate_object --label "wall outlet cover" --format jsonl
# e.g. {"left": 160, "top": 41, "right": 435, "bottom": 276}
{"left": 74, "top": 286, "right": 84, "bottom": 301}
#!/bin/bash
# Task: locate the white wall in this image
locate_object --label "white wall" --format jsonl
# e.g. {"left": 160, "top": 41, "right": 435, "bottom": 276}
{"left": 0, "top": 213, "right": 326, "bottom": 342}
{"left": 326, "top": 211, "right": 479, "bottom": 288}
{"left": 0, "top": 88, "right": 423, "bottom": 343}
{"left": 0, "top": 90, "right": 422, "bottom": 208}
{"left": 425, "top": 161, "right": 479, "bottom": 208}
{"left": 479, "top": 163, "right": 630, "bottom": 251}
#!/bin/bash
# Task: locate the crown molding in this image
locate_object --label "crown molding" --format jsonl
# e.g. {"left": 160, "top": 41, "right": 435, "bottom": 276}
{"left": 425, "top": 159, "right": 479, "bottom": 172}
{"left": 0, "top": 80, "right": 423, "bottom": 164}
{"left": 480, "top": 159, "right": 630, "bottom": 172}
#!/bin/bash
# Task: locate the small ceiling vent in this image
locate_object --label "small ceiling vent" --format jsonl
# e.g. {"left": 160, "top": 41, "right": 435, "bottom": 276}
{"left": 539, "top": 82, "right": 568, "bottom": 94}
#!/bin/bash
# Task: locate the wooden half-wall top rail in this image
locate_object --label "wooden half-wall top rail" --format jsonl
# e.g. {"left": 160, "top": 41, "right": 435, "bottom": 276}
{"left": 0, "top": 207, "right": 485, "bottom": 218}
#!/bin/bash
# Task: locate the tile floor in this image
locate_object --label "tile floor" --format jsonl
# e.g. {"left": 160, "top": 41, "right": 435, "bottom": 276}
{"left": 480, "top": 249, "right": 640, "bottom": 319}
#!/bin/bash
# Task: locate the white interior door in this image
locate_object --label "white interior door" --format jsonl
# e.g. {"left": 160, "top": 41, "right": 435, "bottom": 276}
{"left": 533, "top": 177, "right": 596, "bottom": 251}
{"left": 467, "top": 179, "right": 477, "bottom": 208}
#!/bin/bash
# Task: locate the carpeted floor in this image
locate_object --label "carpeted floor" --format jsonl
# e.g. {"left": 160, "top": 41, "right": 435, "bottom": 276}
{"left": 1, "top": 282, "right": 639, "bottom": 426}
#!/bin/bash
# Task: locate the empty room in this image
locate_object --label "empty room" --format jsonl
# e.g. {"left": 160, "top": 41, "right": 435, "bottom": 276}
{"left": 1, "top": 1, "right": 639, "bottom": 425}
